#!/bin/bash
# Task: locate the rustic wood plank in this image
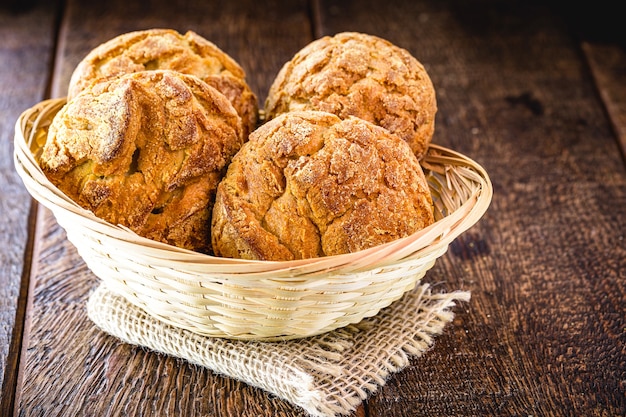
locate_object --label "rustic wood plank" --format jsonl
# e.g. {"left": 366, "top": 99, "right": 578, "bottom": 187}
{"left": 0, "top": 2, "right": 60, "bottom": 416}
{"left": 313, "top": 1, "right": 626, "bottom": 416}
{"left": 582, "top": 42, "right": 626, "bottom": 161}
{"left": 16, "top": 0, "right": 320, "bottom": 416}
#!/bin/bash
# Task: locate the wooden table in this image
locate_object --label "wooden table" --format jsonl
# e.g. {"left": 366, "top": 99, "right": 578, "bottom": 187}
{"left": 2, "top": 1, "right": 625, "bottom": 416}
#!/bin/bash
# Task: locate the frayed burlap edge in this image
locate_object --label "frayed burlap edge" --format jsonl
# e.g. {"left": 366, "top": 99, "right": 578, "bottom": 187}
{"left": 87, "top": 283, "right": 470, "bottom": 417}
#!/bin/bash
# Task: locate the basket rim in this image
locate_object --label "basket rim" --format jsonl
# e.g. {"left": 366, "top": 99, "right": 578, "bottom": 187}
{"left": 13, "top": 97, "right": 493, "bottom": 275}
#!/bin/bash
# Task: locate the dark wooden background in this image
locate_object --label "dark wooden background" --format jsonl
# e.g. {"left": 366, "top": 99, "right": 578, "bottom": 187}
{"left": 1, "top": 0, "right": 625, "bottom": 416}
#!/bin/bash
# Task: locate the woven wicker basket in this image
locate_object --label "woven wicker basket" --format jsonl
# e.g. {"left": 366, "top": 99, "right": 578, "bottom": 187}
{"left": 14, "top": 98, "right": 492, "bottom": 341}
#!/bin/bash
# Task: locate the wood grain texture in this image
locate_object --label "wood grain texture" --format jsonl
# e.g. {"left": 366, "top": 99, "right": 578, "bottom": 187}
{"left": 0, "top": 1, "right": 60, "bottom": 415}
{"left": 314, "top": 1, "right": 626, "bottom": 416}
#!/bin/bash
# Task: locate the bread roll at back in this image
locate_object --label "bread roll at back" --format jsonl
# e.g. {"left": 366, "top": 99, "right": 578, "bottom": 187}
{"left": 68, "top": 28, "right": 258, "bottom": 139}
{"left": 265, "top": 32, "right": 437, "bottom": 160}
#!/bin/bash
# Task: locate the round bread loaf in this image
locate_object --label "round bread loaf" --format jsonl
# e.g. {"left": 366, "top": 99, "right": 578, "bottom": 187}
{"left": 41, "top": 70, "right": 243, "bottom": 253}
{"left": 264, "top": 32, "right": 437, "bottom": 160}
{"left": 68, "top": 28, "right": 258, "bottom": 139}
{"left": 211, "top": 110, "right": 435, "bottom": 261}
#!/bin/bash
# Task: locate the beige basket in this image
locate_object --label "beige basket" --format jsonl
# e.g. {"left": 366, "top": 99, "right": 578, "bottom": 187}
{"left": 14, "top": 98, "right": 493, "bottom": 341}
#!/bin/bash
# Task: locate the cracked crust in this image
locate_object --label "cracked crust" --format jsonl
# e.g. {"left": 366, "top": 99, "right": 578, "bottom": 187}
{"left": 68, "top": 28, "right": 258, "bottom": 139}
{"left": 264, "top": 32, "right": 437, "bottom": 160}
{"left": 211, "top": 110, "right": 435, "bottom": 261}
{"left": 41, "top": 70, "right": 243, "bottom": 253}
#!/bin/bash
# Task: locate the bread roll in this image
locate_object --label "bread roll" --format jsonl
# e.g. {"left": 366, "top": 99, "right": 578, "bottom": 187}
{"left": 41, "top": 70, "right": 243, "bottom": 253}
{"left": 264, "top": 32, "right": 437, "bottom": 160}
{"left": 211, "top": 110, "right": 434, "bottom": 261}
{"left": 68, "top": 28, "right": 258, "bottom": 139}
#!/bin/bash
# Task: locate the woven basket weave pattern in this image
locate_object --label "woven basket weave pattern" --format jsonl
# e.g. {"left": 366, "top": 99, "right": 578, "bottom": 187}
{"left": 14, "top": 98, "right": 492, "bottom": 341}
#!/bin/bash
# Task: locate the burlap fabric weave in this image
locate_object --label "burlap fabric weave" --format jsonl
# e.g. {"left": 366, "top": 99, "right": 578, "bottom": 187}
{"left": 87, "top": 283, "right": 470, "bottom": 417}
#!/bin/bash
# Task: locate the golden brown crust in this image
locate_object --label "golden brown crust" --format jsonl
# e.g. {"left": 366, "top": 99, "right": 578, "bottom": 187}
{"left": 211, "top": 110, "right": 435, "bottom": 261}
{"left": 41, "top": 70, "right": 244, "bottom": 253}
{"left": 68, "top": 28, "right": 258, "bottom": 139}
{"left": 264, "top": 32, "right": 437, "bottom": 160}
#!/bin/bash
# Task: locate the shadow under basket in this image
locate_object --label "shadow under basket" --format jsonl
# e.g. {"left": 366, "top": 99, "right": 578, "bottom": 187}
{"left": 14, "top": 98, "right": 493, "bottom": 341}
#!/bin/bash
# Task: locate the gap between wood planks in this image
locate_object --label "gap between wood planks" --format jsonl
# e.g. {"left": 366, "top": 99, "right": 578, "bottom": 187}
{"left": 2, "top": 201, "right": 38, "bottom": 417}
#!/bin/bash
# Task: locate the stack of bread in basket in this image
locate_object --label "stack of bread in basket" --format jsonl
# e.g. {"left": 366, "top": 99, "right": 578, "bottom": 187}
{"left": 16, "top": 28, "right": 491, "bottom": 340}
{"left": 39, "top": 28, "right": 438, "bottom": 261}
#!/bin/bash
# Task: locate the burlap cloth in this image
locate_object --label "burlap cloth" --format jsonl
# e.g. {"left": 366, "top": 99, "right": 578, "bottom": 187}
{"left": 87, "top": 282, "right": 470, "bottom": 417}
